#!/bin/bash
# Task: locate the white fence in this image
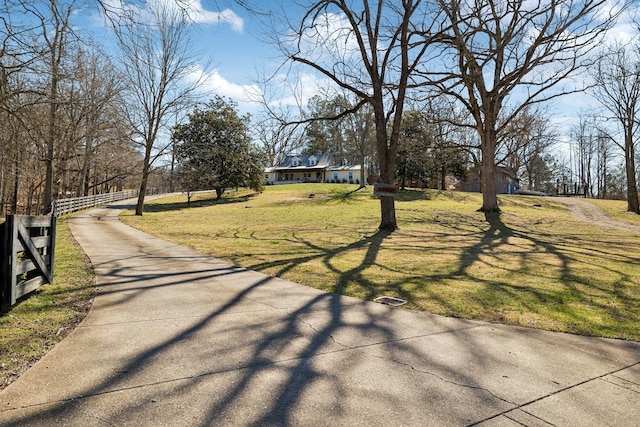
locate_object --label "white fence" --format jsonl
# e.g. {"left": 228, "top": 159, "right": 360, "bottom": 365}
{"left": 51, "top": 191, "right": 138, "bottom": 217}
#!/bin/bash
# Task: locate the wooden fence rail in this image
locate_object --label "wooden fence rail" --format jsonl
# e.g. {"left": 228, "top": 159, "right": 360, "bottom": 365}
{"left": 51, "top": 190, "right": 138, "bottom": 217}
{"left": 1, "top": 215, "right": 56, "bottom": 308}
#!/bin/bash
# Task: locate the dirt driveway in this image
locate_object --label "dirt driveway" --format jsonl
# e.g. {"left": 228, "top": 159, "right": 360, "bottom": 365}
{"left": 558, "top": 197, "right": 640, "bottom": 234}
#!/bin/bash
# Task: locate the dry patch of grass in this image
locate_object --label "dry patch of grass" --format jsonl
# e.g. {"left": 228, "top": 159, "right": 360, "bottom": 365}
{"left": 587, "top": 198, "right": 640, "bottom": 226}
{"left": 121, "top": 186, "right": 640, "bottom": 341}
{"left": 0, "top": 216, "right": 95, "bottom": 390}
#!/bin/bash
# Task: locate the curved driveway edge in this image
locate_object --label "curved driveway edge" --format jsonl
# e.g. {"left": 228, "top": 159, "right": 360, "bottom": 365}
{"left": 1, "top": 200, "right": 639, "bottom": 426}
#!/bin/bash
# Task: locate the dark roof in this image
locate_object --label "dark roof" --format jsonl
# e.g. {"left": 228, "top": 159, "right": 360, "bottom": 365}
{"left": 275, "top": 154, "right": 333, "bottom": 170}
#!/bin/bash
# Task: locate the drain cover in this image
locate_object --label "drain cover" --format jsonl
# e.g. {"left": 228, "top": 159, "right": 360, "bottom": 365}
{"left": 374, "top": 296, "right": 407, "bottom": 306}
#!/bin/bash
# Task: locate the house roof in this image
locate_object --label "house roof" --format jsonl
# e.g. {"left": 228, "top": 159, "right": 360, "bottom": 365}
{"left": 326, "top": 165, "right": 362, "bottom": 171}
{"left": 273, "top": 154, "right": 333, "bottom": 170}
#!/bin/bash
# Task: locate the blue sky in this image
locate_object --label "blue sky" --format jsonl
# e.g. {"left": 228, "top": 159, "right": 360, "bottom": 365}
{"left": 76, "top": 0, "right": 283, "bottom": 114}
{"left": 74, "top": 0, "right": 640, "bottom": 138}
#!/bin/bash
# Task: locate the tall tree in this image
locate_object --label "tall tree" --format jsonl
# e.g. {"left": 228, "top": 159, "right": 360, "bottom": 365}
{"left": 172, "top": 96, "right": 264, "bottom": 199}
{"left": 303, "top": 95, "right": 349, "bottom": 164}
{"left": 595, "top": 131, "right": 614, "bottom": 199}
{"left": 303, "top": 93, "right": 376, "bottom": 183}
{"left": 501, "top": 108, "right": 557, "bottom": 192}
{"left": 570, "top": 114, "right": 598, "bottom": 197}
{"left": 424, "top": 0, "right": 623, "bottom": 212}
{"left": 342, "top": 99, "right": 375, "bottom": 187}
{"left": 36, "top": 0, "right": 76, "bottom": 213}
{"left": 591, "top": 42, "right": 640, "bottom": 213}
{"left": 0, "top": 0, "right": 80, "bottom": 214}
{"left": 106, "top": 0, "right": 204, "bottom": 215}
{"left": 254, "top": 112, "right": 305, "bottom": 168}
{"left": 396, "top": 110, "right": 432, "bottom": 189}
{"left": 72, "top": 48, "right": 125, "bottom": 197}
{"left": 397, "top": 108, "right": 467, "bottom": 190}
{"left": 280, "top": 0, "right": 438, "bottom": 230}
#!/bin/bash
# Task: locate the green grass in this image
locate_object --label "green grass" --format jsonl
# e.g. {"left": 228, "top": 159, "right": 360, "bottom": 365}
{"left": 588, "top": 198, "right": 640, "bottom": 226}
{"left": 0, "top": 216, "right": 95, "bottom": 390}
{"left": 121, "top": 185, "right": 640, "bottom": 342}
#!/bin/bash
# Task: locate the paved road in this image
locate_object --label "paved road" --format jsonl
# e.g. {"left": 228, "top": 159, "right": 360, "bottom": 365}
{"left": 1, "top": 200, "right": 639, "bottom": 426}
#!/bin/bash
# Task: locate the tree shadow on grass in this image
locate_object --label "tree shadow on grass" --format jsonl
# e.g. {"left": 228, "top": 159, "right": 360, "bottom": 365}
{"left": 325, "top": 186, "right": 368, "bottom": 203}
{"left": 239, "top": 209, "right": 640, "bottom": 339}
{"left": 396, "top": 188, "right": 433, "bottom": 202}
{"left": 128, "top": 192, "right": 259, "bottom": 214}
{"left": 5, "top": 212, "right": 523, "bottom": 426}
{"left": 447, "top": 212, "right": 640, "bottom": 335}
{"left": 243, "top": 227, "right": 393, "bottom": 300}
{"left": 6, "top": 206, "right": 640, "bottom": 426}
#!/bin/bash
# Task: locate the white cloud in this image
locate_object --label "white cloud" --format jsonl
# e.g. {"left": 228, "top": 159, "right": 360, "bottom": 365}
{"left": 295, "top": 12, "right": 365, "bottom": 64}
{"left": 267, "top": 71, "right": 333, "bottom": 109}
{"left": 182, "top": 1, "right": 243, "bottom": 32}
{"left": 601, "top": 3, "right": 639, "bottom": 45}
{"left": 99, "top": 0, "right": 243, "bottom": 32}
{"left": 193, "top": 68, "right": 262, "bottom": 109}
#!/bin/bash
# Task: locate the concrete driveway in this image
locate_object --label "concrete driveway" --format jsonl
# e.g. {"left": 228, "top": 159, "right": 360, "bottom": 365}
{"left": 1, "top": 200, "right": 639, "bottom": 426}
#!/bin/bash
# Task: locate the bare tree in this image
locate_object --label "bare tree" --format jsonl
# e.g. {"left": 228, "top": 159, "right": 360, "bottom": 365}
{"left": 501, "top": 108, "right": 557, "bottom": 192}
{"left": 424, "top": 0, "right": 623, "bottom": 212}
{"left": 0, "top": 0, "right": 144, "bottom": 215}
{"left": 591, "top": 42, "right": 640, "bottom": 213}
{"left": 255, "top": 116, "right": 305, "bottom": 168}
{"left": 105, "top": 0, "right": 205, "bottom": 215}
{"left": 30, "top": 0, "right": 77, "bottom": 213}
{"left": 0, "top": 0, "right": 80, "bottom": 214}
{"left": 595, "top": 130, "right": 614, "bottom": 199}
{"left": 342, "top": 99, "right": 375, "bottom": 187}
{"left": 279, "top": 0, "right": 438, "bottom": 230}
{"left": 73, "top": 48, "right": 126, "bottom": 197}
{"left": 570, "top": 113, "right": 599, "bottom": 197}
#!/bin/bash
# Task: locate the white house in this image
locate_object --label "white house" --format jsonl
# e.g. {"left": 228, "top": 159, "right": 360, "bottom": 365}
{"left": 265, "top": 154, "right": 365, "bottom": 185}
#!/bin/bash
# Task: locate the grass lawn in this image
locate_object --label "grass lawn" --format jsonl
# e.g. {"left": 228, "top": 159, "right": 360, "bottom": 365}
{"left": 587, "top": 198, "right": 640, "bottom": 226}
{"left": 0, "top": 216, "right": 95, "bottom": 390}
{"left": 120, "top": 184, "right": 640, "bottom": 342}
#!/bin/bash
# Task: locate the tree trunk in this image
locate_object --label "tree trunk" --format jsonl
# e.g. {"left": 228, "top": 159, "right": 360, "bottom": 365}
{"left": 43, "top": 84, "right": 56, "bottom": 214}
{"left": 379, "top": 196, "right": 396, "bottom": 230}
{"left": 479, "top": 130, "right": 500, "bottom": 212}
{"left": 625, "top": 130, "right": 639, "bottom": 213}
{"left": 135, "top": 169, "right": 149, "bottom": 216}
{"left": 80, "top": 135, "right": 92, "bottom": 197}
{"left": 12, "top": 152, "right": 19, "bottom": 214}
{"left": 170, "top": 139, "right": 176, "bottom": 193}
{"left": 135, "top": 151, "right": 151, "bottom": 216}
{"left": 376, "top": 134, "right": 397, "bottom": 230}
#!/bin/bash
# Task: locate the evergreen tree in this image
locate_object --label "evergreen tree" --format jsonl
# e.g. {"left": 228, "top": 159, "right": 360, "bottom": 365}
{"left": 173, "top": 96, "right": 264, "bottom": 200}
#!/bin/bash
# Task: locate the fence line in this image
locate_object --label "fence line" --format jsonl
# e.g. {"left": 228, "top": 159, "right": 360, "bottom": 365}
{"left": 51, "top": 191, "right": 139, "bottom": 217}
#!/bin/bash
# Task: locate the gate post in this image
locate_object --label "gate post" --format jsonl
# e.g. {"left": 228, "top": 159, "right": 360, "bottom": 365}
{"left": 0, "top": 219, "right": 5, "bottom": 307}
{"left": 48, "top": 215, "right": 56, "bottom": 284}
{"left": 1, "top": 216, "right": 16, "bottom": 307}
{"left": 6, "top": 215, "right": 17, "bottom": 306}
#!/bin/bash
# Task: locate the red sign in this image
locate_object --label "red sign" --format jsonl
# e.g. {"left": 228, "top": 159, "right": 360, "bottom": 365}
{"left": 374, "top": 183, "right": 398, "bottom": 198}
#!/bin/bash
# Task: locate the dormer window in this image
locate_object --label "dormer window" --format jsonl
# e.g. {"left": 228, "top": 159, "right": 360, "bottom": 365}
{"left": 291, "top": 156, "right": 301, "bottom": 167}
{"left": 309, "top": 156, "right": 317, "bottom": 166}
